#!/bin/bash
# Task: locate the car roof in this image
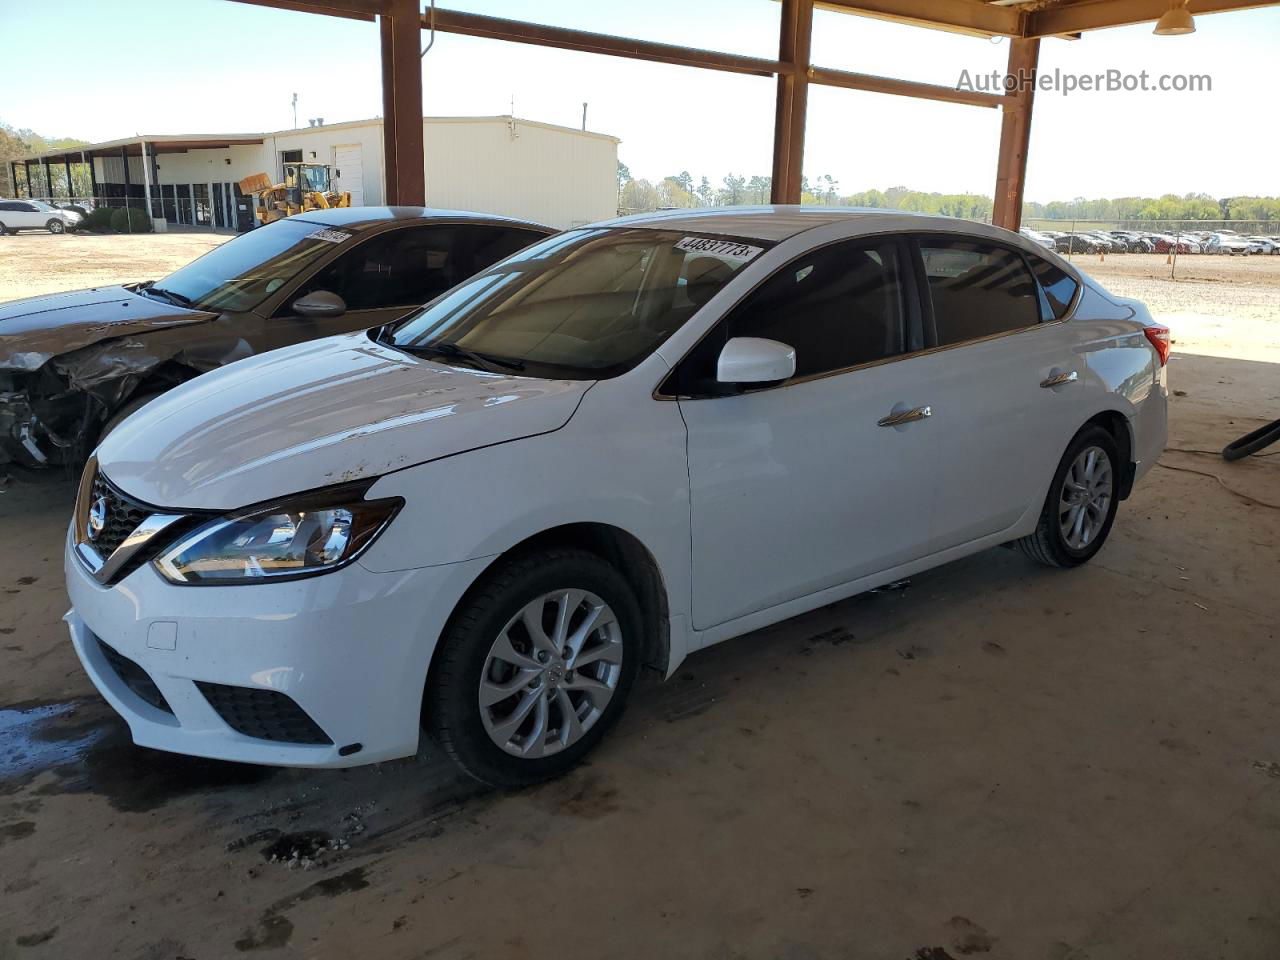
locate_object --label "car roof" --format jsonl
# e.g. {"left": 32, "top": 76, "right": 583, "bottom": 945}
{"left": 290, "top": 205, "right": 553, "bottom": 233}
{"left": 592, "top": 204, "right": 1043, "bottom": 249}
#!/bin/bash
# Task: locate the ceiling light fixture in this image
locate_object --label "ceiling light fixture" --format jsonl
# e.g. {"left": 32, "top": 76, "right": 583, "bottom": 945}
{"left": 1154, "top": 1, "right": 1196, "bottom": 35}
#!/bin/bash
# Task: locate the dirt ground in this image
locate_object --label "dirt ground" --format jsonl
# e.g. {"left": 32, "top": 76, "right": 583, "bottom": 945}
{"left": 0, "top": 232, "right": 229, "bottom": 300}
{"left": 2, "top": 233, "right": 1280, "bottom": 960}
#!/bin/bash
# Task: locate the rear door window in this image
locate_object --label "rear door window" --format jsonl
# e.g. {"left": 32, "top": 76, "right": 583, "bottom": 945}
{"left": 918, "top": 239, "right": 1040, "bottom": 346}
{"left": 1025, "top": 254, "right": 1079, "bottom": 320}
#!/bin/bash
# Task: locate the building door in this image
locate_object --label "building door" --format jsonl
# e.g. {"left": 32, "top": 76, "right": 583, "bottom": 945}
{"left": 332, "top": 144, "right": 363, "bottom": 206}
{"left": 193, "top": 184, "right": 210, "bottom": 226}
{"left": 212, "top": 183, "right": 226, "bottom": 228}
{"left": 175, "top": 184, "right": 192, "bottom": 224}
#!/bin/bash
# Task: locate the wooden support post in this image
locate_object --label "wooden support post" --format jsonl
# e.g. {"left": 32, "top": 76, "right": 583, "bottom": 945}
{"left": 770, "top": 0, "right": 813, "bottom": 204}
{"left": 23, "top": 161, "right": 32, "bottom": 199}
{"left": 64, "top": 156, "right": 74, "bottom": 200}
{"left": 379, "top": 0, "right": 425, "bottom": 206}
{"left": 42, "top": 158, "right": 52, "bottom": 200}
{"left": 991, "top": 37, "right": 1039, "bottom": 232}
{"left": 87, "top": 151, "right": 99, "bottom": 205}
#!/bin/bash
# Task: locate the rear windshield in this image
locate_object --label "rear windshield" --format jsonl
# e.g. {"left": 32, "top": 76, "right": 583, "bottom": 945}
{"left": 384, "top": 227, "right": 770, "bottom": 380}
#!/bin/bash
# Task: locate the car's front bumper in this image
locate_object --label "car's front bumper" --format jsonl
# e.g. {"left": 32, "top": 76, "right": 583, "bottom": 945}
{"left": 65, "top": 528, "right": 493, "bottom": 768}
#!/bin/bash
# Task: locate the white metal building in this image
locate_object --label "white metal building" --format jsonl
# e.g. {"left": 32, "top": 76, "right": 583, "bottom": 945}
{"left": 12, "top": 116, "right": 620, "bottom": 231}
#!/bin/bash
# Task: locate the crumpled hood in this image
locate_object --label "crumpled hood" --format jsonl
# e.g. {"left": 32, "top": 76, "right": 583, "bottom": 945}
{"left": 96, "top": 331, "right": 593, "bottom": 510}
{"left": 0, "top": 285, "right": 217, "bottom": 374}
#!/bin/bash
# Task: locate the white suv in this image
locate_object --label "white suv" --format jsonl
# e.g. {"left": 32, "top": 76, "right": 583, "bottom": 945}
{"left": 65, "top": 207, "right": 1169, "bottom": 786}
{"left": 0, "top": 199, "right": 83, "bottom": 234}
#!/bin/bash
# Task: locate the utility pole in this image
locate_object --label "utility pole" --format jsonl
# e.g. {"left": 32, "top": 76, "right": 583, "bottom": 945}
{"left": 582, "top": 102, "right": 588, "bottom": 131}
{"left": 291, "top": 92, "right": 298, "bottom": 129}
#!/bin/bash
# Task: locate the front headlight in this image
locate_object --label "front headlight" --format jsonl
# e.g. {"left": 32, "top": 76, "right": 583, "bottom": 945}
{"left": 154, "top": 487, "right": 402, "bottom": 585}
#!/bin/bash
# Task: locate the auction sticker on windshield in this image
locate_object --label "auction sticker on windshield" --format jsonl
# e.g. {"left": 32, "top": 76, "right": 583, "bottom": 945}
{"left": 307, "top": 228, "right": 352, "bottom": 244}
{"left": 675, "top": 237, "right": 764, "bottom": 263}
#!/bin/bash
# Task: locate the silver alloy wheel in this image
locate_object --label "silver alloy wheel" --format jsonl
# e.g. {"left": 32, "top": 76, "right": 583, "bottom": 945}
{"left": 48, "top": 219, "right": 64, "bottom": 234}
{"left": 1059, "top": 445, "right": 1113, "bottom": 550}
{"left": 478, "top": 589, "right": 624, "bottom": 759}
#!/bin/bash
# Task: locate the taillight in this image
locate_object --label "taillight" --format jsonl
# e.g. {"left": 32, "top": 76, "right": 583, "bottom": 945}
{"left": 1143, "top": 325, "right": 1170, "bottom": 366}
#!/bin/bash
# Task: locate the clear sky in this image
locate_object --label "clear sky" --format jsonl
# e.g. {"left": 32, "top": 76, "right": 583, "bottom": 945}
{"left": 2, "top": 0, "right": 1277, "bottom": 203}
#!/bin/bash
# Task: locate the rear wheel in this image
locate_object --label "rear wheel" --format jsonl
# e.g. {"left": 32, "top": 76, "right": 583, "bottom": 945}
{"left": 1017, "top": 425, "right": 1120, "bottom": 568}
{"left": 426, "top": 548, "right": 642, "bottom": 787}
{"left": 47, "top": 219, "right": 65, "bottom": 234}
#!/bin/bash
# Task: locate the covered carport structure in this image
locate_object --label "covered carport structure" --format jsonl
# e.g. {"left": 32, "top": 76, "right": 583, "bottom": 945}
{"left": 10, "top": 133, "right": 267, "bottom": 227}
{"left": 230, "top": 0, "right": 1277, "bottom": 232}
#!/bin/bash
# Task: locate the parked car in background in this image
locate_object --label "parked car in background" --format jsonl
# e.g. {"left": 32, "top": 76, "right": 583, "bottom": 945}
{"left": 1204, "top": 233, "right": 1253, "bottom": 255}
{"left": 0, "top": 207, "right": 553, "bottom": 467}
{"left": 1244, "top": 237, "right": 1274, "bottom": 254}
{"left": 65, "top": 207, "right": 1169, "bottom": 785}
{"left": 1019, "top": 227, "right": 1055, "bottom": 250}
{"left": 0, "top": 198, "right": 83, "bottom": 234}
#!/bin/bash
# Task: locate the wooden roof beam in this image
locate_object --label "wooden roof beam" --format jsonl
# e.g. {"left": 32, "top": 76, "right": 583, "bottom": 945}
{"left": 1024, "top": 0, "right": 1278, "bottom": 37}
{"left": 421, "top": 8, "right": 792, "bottom": 78}
{"left": 813, "top": 0, "right": 1024, "bottom": 37}
{"left": 225, "top": 0, "right": 387, "bottom": 23}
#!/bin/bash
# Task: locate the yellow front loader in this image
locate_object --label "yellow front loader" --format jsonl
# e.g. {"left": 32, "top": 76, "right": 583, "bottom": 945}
{"left": 238, "top": 163, "right": 351, "bottom": 226}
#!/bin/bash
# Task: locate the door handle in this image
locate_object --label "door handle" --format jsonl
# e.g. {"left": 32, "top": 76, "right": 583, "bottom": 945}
{"left": 1040, "top": 370, "right": 1079, "bottom": 389}
{"left": 878, "top": 405, "right": 932, "bottom": 428}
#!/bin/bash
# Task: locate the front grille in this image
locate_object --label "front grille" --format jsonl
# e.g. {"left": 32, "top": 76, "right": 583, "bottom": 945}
{"left": 89, "top": 471, "right": 150, "bottom": 557}
{"left": 195, "top": 682, "right": 332, "bottom": 745}
{"left": 98, "top": 639, "right": 174, "bottom": 714}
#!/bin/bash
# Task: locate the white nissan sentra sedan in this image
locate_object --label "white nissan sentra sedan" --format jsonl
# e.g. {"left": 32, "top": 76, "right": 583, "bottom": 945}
{"left": 65, "top": 207, "right": 1169, "bottom": 786}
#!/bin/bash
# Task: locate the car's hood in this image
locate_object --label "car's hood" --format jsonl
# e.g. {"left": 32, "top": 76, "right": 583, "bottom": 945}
{"left": 0, "top": 285, "right": 217, "bottom": 374}
{"left": 97, "top": 332, "right": 593, "bottom": 510}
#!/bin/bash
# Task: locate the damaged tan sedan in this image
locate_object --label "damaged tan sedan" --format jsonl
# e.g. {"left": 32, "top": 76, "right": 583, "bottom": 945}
{"left": 0, "top": 207, "right": 551, "bottom": 467}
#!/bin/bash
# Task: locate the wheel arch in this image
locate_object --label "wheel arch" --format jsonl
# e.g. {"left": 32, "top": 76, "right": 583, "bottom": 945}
{"left": 429, "top": 522, "right": 673, "bottom": 691}
{"left": 1081, "top": 409, "right": 1135, "bottom": 499}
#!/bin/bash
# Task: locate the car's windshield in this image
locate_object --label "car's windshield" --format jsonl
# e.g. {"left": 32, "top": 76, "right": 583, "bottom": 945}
{"left": 30, "top": 200, "right": 55, "bottom": 212}
{"left": 154, "top": 219, "right": 353, "bottom": 312}
{"left": 384, "top": 227, "right": 769, "bottom": 379}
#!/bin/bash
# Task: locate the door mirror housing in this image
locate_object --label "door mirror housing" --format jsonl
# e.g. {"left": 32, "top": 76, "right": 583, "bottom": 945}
{"left": 716, "top": 337, "right": 796, "bottom": 386}
{"left": 291, "top": 290, "right": 347, "bottom": 318}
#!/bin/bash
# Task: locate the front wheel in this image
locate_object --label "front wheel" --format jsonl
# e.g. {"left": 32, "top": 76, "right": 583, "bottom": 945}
{"left": 1016, "top": 425, "right": 1120, "bottom": 568}
{"left": 426, "top": 548, "right": 643, "bottom": 787}
{"left": 47, "top": 219, "right": 65, "bottom": 234}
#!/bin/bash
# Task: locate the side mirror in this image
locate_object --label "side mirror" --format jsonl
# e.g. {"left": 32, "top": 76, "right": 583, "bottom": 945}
{"left": 716, "top": 337, "right": 796, "bottom": 386}
{"left": 291, "top": 290, "right": 346, "bottom": 318}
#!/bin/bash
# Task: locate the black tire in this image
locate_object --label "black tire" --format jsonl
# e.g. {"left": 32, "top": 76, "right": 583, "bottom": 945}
{"left": 47, "top": 219, "right": 65, "bottom": 234}
{"left": 1016, "top": 425, "right": 1120, "bottom": 568}
{"left": 1222, "top": 419, "right": 1280, "bottom": 462}
{"left": 0, "top": 220, "right": 8, "bottom": 236}
{"left": 426, "top": 547, "right": 643, "bottom": 787}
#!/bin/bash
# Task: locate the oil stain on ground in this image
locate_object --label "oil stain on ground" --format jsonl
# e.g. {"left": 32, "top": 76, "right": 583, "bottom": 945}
{"left": 234, "top": 866, "right": 373, "bottom": 952}
{"left": 0, "top": 698, "right": 273, "bottom": 812}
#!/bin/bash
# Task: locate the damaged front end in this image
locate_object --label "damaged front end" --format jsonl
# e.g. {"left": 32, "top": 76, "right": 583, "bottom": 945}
{"left": 0, "top": 285, "right": 227, "bottom": 470}
{"left": 0, "top": 371, "right": 98, "bottom": 468}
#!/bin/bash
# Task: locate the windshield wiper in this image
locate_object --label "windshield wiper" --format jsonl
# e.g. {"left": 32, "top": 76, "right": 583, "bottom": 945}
{"left": 143, "top": 284, "right": 193, "bottom": 307}
{"left": 403, "top": 341, "right": 525, "bottom": 373}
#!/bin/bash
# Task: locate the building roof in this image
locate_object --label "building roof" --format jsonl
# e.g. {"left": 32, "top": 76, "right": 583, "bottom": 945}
{"left": 13, "top": 115, "right": 618, "bottom": 165}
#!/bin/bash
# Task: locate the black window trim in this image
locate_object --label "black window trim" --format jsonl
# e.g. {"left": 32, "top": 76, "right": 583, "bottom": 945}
{"left": 655, "top": 228, "right": 1084, "bottom": 401}
{"left": 657, "top": 233, "right": 923, "bottom": 400}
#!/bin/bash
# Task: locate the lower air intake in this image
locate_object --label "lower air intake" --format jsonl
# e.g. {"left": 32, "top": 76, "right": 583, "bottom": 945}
{"left": 195, "top": 682, "right": 332, "bottom": 745}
